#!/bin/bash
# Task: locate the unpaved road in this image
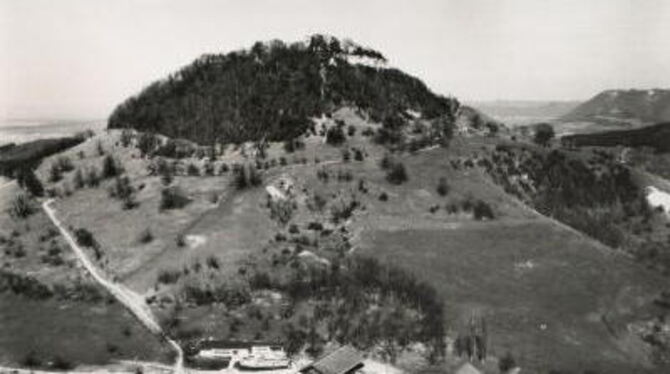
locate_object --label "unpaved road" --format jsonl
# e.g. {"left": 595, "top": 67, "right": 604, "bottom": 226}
{"left": 42, "top": 199, "right": 183, "bottom": 374}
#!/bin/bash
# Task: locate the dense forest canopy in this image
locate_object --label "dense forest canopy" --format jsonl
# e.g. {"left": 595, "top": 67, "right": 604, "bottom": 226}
{"left": 108, "top": 35, "right": 459, "bottom": 144}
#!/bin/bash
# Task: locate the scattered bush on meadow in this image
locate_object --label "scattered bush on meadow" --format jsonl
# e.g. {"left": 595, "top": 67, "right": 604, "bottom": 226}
{"left": 187, "top": 163, "right": 200, "bottom": 176}
{"left": 74, "top": 228, "right": 97, "bottom": 248}
{"left": 101, "top": 155, "right": 122, "bottom": 179}
{"left": 138, "top": 228, "right": 154, "bottom": 244}
{"left": 73, "top": 168, "right": 85, "bottom": 189}
{"left": 109, "top": 176, "right": 137, "bottom": 209}
{"left": 204, "top": 161, "right": 215, "bottom": 176}
{"left": 326, "top": 126, "right": 346, "bottom": 146}
{"left": 353, "top": 148, "right": 364, "bottom": 161}
{"left": 232, "top": 164, "right": 262, "bottom": 189}
{"left": 0, "top": 270, "right": 54, "bottom": 299}
{"left": 533, "top": 123, "right": 555, "bottom": 147}
{"left": 9, "top": 194, "right": 34, "bottom": 219}
{"left": 120, "top": 129, "right": 134, "bottom": 147}
{"left": 176, "top": 234, "right": 186, "bottom": 247}
{"left": 16, "top": 168, "right": 44, "bottom": 197}
{"left": 49, "top": 162, "right": 62, "bottom": 182}
{"left": 96, "top": 140, "right": 105, "bottom": 156}
{"left": 436, "top": 177, "right": 449, "bottom": 197}
{"left": 21, "top": 351, "right": 42, "bottom": 368}
{"left": 473, "top": 200, "right": 495, "bottom": 220}
{"left": 499, "top": 352, "right": 517, "bottom": 373}
{"left": 206, "top": 255, "right": 220, "bottom": 269}
{"left": 137, "top": 132, "right": 160, "bottom": 157}
{"left": 268, "top": 198, "right": 295, "bottom": 226}
{"left": 160, "top": 186, "right": 191, "bottom": 210}
{"left": 86, "top": 167, "right": 100, "bottom": 187}
{"left": 157, "top": 269, "right": 182, "bottom": 284}
{"left": 386, "top": 161, "right": 408, "bottom": 185}
{"left": 341, "top": 148, "right": 351, "bottom": 163}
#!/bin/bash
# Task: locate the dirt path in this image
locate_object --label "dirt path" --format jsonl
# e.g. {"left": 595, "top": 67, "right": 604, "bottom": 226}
{"left": 42, "top": 199, "right": 184, "bottom": 374}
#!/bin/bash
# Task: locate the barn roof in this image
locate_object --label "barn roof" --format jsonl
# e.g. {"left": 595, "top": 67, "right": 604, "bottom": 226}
{"left": 300, "top": 346, "right": 364, "bottom": 374}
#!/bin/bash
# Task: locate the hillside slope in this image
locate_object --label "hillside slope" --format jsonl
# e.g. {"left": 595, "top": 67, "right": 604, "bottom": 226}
{"left": 561, "top": 89, "right": 670, "bottom": 126}
{"left": 108, "top": 35, "right": 459, "bottom": 145}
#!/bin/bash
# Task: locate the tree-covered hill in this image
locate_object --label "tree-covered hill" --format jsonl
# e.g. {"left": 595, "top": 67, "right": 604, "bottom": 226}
{"left": 561, "top": 121, "right": 670, "bottom": 153}
{"left": 108, "top": 35, "right": 459, "bottom": 145}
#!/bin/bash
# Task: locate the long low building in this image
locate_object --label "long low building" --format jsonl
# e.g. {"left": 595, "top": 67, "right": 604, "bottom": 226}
{"left": 300, "top": 346, "right": 364, "bottom": 374}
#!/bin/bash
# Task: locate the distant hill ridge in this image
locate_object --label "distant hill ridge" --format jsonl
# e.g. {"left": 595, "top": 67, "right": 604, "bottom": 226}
{"left": 108, "top": 34, "right": 460, "bottom": 145}
{"left": 561, "top": 88, "right": 670, "bottom": 125}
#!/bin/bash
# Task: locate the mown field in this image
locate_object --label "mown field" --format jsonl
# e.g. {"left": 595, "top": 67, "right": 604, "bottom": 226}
{"left": 0, "top": 294, "right": 172, "bottom": 368}
{"left": 357, "top": 220, "right": 668, "bottom": 373}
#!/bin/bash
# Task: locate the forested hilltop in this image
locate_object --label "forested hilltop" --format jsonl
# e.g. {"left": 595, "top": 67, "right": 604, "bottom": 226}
{"left": 108, "top": 35, "right": 459, "bottom": 145}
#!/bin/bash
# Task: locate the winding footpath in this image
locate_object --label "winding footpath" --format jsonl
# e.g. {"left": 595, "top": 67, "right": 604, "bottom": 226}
{"left": 42, "top": 199, "right": 184, "bottom": 374}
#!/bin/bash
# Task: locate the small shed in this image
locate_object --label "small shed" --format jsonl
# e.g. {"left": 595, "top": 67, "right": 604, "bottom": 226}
{"left": 300, "top": 346, "right": 364, "bottom": 374}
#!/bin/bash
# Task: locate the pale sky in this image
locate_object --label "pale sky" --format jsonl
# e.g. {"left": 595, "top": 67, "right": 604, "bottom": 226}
{"left": 1, "top": 0, "right": 669, "bottom": 120}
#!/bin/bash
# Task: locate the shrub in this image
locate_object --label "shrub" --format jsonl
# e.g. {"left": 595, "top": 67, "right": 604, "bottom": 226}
{"left": 269, "top": 199, "right": 295, "bottom": 226}
{"left": 187, "top": 163, "right": 200, "bottom": 176}
{"left": 160, "top": 186, "right": 191, "bottom": 210}
{"left": 347, "top": 125, "right": 356, "bottom": 136}
{"left": 353, "top": 148, "right": 364, "bottom": 161}
{"left": 533, "top": 123, "right": 555, "bottom": 147}
{"left": 86, "top": 167, "right": 100, "bottom": 187}
{"left": 49, "top": 162, "right": 62, "bottom": 182}
{"left": 73, "top": 168, "right": 85, "bottom": 189}
{"left": 21, "top": 351, "right": 41, "bottom": 368}
{"left": 138, "top": 228, "right": 153, "bottom": 243}
{"left": 74, "top": 228, "right": 97, "bottom": 248}
{"left": 386, "top": 161, "right": 408, "bottom": 185}
{"left": 96, "top": 140, "right": 105, "bottom": 156}
{"left": 109, "top": 176, "right": 137, "bottom": 209}
{"left": 473, "top": 200, "right": 495, "bottom": 220}
{"left": 341, "top": 148, "right": 351, "bottom": 162}
{"left": 307, "top": 222, "right": 323, "bottom": 231}
{"left": 379, "top": 153, "right": 394, "bottom": 170}
{"left": 204, "top": 162, "right": 215, "bottom": 176}
{"left": 157, "top": 269, "right": 181, "bottom": 284}
{"left": 379, "top": 192, "right": 388, "bottom": 201}
{"left": 499, "top": 352, "right": 516, "bottom": 372}
{"left": 137, "top": 132, "right": 159, "bottom": 156}
{"left": 17, "top": 168, "right": 44, "bottom": 196}
{"left": 56, "top": 156, "right": 74, "bottom": 172}
{"left": 283, "top": 138, "right": 304, "bottom": 153}
{"left": 233, "top": 164, "right": 262, "bottom": 189}
{"left": 102, "top": 155, "right": 122, "bottom": 179}
{"left": 436, "top": 177, "right": 449, "bottom": 196}
{"left": 120, "top": 129, "right": 134, "bottom": 147}
{"left": 325, "top": 126, "right": 346, "bottom": 146}
{"left": 9, "top": 194, "right": 34, "bottom": 219}
{"left": 219, "top": 163, "right": 229, "bottom": 174}
{"left": 206, "top": 255, "right": 220, "bottom": 269}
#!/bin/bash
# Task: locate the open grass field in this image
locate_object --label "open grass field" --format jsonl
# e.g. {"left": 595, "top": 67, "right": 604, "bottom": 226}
{"left": 356, "top": 219, "right": 668, "bottom": 373}
{"left": 0, "top": 294, "right": 172, "bottom": 368}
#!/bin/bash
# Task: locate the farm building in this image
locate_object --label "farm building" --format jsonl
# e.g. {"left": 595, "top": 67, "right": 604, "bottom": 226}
{"left": 191, "top": 340, "right": 283, "bottom": 359}
{"left": 300, "top": 345, "right": 364, "bottom": 374}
